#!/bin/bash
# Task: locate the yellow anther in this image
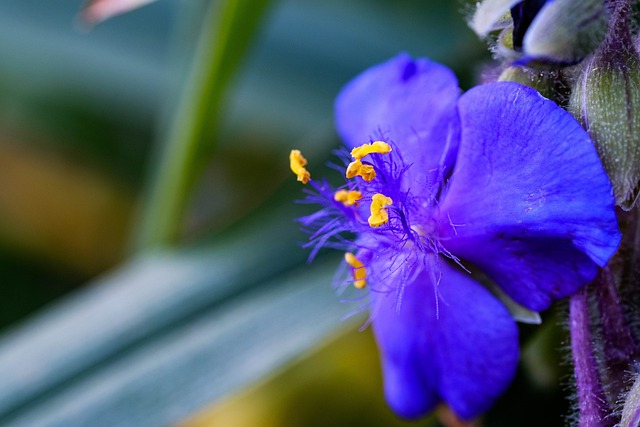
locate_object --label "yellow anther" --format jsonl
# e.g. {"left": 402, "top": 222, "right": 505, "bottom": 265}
{"left": 289, "top": 149, "right": 310, "bottom": 184}
{"left": 345, "top": 161, "right": 361, "bottom": 178}
{"left": 334, "top": 189, "right": 363, "bottom": 206}
{"left": 345, "top": 160, "right": 376, "bottom": 182}
{"left": 368, "top": 193, "right": 393, "bottom": 227}
{"left": 346, "top": 190, "right": 363, "bottom": 206}
{"left": 350, "top": 141, "right": 392, "bottom": 160}
{"left": 345, "top": 252, "right": 367, "bottom": 289}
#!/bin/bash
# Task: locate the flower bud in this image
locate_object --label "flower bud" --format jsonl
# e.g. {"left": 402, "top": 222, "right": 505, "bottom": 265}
{"left": 498, "top": 65, "right": 567, "bottom": 101}
{"left": 569, "top": 32, "right": 640, "bottom": 209}
{"left": 620, "top": 374, "right": 640, "bottom": 427}
{"left": 471, "top": 0, "right": 609, "bottom": 65}
{"left": 522, "top": 0, "right": 608, "bottom": 65}
{"left": 470, "top": 0, "right": 520, "bottom": 37}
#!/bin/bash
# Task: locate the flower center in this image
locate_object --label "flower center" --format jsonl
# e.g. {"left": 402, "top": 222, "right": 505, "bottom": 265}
{"left": 288, "top": 142, "right": 443, "bottom": 289}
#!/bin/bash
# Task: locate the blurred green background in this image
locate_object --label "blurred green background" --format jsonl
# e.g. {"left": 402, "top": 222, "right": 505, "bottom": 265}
{"left": 0, "top": 1, "right": 572, "bottom": 426}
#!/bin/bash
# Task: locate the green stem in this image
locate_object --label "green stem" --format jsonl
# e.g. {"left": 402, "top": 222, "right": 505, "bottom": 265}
{"left": 133, "top": 0, "right": 272, "bottom": 251}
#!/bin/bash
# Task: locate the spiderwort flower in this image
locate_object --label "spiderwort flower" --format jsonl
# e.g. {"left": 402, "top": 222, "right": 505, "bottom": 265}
{"left": 291, "top": 54, "right": 620, "bottom": 420}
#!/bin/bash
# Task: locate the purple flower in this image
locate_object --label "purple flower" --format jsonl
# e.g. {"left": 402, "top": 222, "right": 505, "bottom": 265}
{"left": 292, "top": 54, "right": 620, "bottom": 420}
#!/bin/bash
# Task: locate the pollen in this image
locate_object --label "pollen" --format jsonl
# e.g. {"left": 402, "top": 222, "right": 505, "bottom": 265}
{"left": 350, "top": 141, "right": 392, "bottom": 160}
{"left": 334, "top": 189, "right": 363, "bottom": 206}
{"left": 368, "top": 193, "right": 393, "bottom": 227}
{"left": 289, "top": 149, "right": 310, "bottom": 184}
{"left": 345, "top": 160, "right": 376, "bottom": 181}
{"left": 344, "top": 252, "right": 366, "bottom": 288}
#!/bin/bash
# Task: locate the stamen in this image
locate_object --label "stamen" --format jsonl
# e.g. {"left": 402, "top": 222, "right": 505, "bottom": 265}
{"left": 350, "top": 141, "right": 392, "bottom": 160}
{"left": 345, "top": 252, "right": 367, "bottom": 288}
{"left": 334, "top": 189, "right": 363, "bottom": 206}
{"left": 369, "top": 193, "right": 393, "bottom": 227}
{"left": 345, "top": 160, "right": 376, "bottom": 181}
{"left": 289, "top": 149, "right": 311, "bottom": 184}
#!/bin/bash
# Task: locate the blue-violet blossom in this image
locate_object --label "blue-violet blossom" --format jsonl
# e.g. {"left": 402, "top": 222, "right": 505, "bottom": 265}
{"left": 291, "top": 54, "right": 620, "bottom": 420}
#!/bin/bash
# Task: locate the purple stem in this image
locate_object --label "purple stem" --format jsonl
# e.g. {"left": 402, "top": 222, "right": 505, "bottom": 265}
{"left": 602, "top": 0, "right": 633, "bottom": 58}
{"left": 570, "top": 286, "right": 611, "bottom": 427}
{"left": 595, "top": 267, "right": 639, "bottom": 403}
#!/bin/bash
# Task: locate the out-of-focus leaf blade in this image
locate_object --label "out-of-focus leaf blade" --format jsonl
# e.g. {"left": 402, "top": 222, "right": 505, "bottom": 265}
{"left": 0, "top": 200, "right": 313, "bottom": 421}
{"left": 134, "top": 0, "right": 274, "bottom": 250}
{"left": 1, "top": 257, "right": 350, "bottom": 427}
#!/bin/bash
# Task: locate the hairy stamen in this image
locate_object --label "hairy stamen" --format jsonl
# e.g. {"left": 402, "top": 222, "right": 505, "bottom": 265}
{"left": 345, "top": 252, "right": 367, "bottom": 288}
{"left": 369, "top": 193, "right": 393, "bottom": 227}
{"left": 350, "top": 141, "right": 392, "bottom": 160}
{"left": 334, "top": 189, "right": 363, "bottom": 206}
{"left": 346, "top": 160, "right": 376, "bottom": 181}
{"left": 290, "top": 149, "right": 311, "bottom": 184}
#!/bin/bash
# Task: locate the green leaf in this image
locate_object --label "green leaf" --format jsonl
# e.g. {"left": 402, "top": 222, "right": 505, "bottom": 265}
{"left": 0, "top": 259, "right": 350, "bottom": 427}
{"left": 0, "top": 201, "right": 353, "bottom": 426}
{"left": 134, "top": 0, "right": 274, "bottom": 251}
